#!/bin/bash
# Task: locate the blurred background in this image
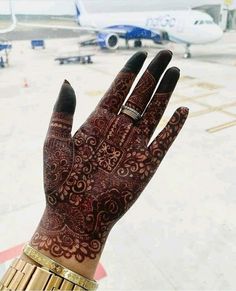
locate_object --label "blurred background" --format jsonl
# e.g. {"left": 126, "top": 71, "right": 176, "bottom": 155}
{"left": 0, "top": 1, "right": 235, "bottom": 290}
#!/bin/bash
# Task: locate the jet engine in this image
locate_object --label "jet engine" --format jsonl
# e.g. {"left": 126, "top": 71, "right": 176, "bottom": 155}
{"left": 97, "top": 32, "right": 119, "bottom": 49}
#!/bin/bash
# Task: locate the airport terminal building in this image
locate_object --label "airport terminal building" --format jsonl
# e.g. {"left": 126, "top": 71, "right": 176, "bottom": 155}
{"left": 194, "top": 0, "right": 236, "bottom": 30}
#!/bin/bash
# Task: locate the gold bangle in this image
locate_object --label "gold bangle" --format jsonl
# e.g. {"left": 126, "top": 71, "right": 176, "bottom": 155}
{"left": 23, "top": 244, "right": 98, "bottom": 291}
{"left": 0, "top": 258, "right": 86, "bottom": 290}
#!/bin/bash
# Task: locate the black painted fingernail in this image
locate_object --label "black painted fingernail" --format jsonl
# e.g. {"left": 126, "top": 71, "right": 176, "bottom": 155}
{"left": 64, "top": 79, "right": 70, "bottom": 85}
{"left": 180, "top": 107, "right": 189, "bottom": 114}
{"left": 122, "top": 51, "right": 147, "bottom": 74}
{"left": 171, "top": 66, "right": 180, "bottom": 72}
{"left": 148, "top": 50, "right": 173, "bottom": 80}
{"left": 54, "top": 81, "right": 76, "bottom": 114}
{"left": 157, "top": 49, "right": 173, "bottom": 57}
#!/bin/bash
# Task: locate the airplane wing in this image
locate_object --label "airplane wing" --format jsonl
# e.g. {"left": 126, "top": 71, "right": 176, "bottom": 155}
{"left": 17, "top": 22, "right": 126, "bottom": 34}
{"left": 0, "top": 22, "right": 16, "bottom": 34}
{"left": 17, "top": 22, "right": 168, "bottom": 42}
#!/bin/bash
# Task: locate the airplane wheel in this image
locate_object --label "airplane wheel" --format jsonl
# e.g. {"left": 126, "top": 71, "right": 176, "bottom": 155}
{"left": 134, "top": 40, "right": 142, "bottom": 48}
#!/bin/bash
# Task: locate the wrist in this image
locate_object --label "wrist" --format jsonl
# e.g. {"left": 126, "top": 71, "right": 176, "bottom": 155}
{"left": 29, "top": 207, "right": 106, "bottom": 280}
{"left": 29, "top": 239, "right": 101, "bottom": 280}
{"left": 22, "top": 244, "right": 98, "bottom": 290}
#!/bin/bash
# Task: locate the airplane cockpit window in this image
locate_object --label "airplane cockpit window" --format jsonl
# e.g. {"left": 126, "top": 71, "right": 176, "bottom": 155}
{"left": 194, "top": 20, "right": 214, "bottom": 25}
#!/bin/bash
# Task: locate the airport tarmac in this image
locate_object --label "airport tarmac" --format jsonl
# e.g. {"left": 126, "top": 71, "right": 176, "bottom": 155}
{"left": 0, "top": 31, "right": 236, "bottom": 290}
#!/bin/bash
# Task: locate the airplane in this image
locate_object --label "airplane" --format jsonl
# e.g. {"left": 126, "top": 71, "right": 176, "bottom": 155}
{"left": 16, "top": 0, "right": 223, "bottom": 58}
{"left": 19, "top": 0, "right": 223, "bottom": 58}
{"left": 73, "top": 0, "right": 223, "bottom": 58}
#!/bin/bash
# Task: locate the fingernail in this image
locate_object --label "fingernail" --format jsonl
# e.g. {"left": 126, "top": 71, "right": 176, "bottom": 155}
{"left": 64, "top": 79, "right": 70, "bottom": 85}
{"left": 172, "top": 66, "right": 180, "bottom": 72}
{"left": 141, "top": 50, "right": 148, "bottom": 56}
{"left": 158, "top": 49, "right": 173, "bottom": 56}
{"left": 123, "top": 51, "right": 147, "bottom": 74}
{"left": 180, "top": 107, "right": 189, "bottom": 114}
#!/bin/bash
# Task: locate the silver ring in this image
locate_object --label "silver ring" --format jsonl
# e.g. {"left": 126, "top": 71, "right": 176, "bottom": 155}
{"left": 121, "top": 105, "right": 141, "bottom": 121}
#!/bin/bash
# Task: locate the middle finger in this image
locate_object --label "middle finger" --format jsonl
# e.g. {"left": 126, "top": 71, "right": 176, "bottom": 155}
{"left": 121, "top": 50, "right": 172, "bottom": 119}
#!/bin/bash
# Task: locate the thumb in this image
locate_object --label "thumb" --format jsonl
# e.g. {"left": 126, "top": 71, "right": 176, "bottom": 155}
{"left": 47, "top": 80, "right": 76, "bottom": 140}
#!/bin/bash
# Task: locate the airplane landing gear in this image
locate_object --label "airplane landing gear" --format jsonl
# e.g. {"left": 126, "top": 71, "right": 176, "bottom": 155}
{"left": 184, "top": 44, "right": 191, "bottom": 59}
{"left": 125, "top": 38, "right": 130, "bottom": 49}
{"left": 134, "top": 39, "right": 142, "bottom": 48}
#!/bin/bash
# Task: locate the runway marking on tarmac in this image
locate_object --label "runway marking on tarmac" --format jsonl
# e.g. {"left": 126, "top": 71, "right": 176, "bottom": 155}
{"left": 180, "top": 76, "right": 196, "bottom": 81}
{"left": 195, "top": 82, "right": 222, "bottom": 90}
{"left": 86, "top": 90, "right": 104, "bottom": 97}
{"left": 207, "top": 120, "right": 236, "bottom": 133}
{"left": 188, "top": 101, "right": 236, "bottom": 118}
{"left": 174, "top": 92, "right": 216, "bottom": 103}
{"left": 174, "top": 76, "right": 236, "bottom": 132}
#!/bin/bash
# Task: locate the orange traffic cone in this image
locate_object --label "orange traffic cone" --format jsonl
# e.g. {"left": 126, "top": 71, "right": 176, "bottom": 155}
{"left": 23, "top": 78, "right": 29, "bottom": 88}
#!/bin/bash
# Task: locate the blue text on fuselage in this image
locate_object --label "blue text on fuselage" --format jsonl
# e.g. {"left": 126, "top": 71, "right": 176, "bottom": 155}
{"left": 146, "top": 15, "right": 176, "bottom": 28}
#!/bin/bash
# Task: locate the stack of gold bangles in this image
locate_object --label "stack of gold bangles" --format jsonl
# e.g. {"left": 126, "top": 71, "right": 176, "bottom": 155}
{"left": 0, "top": 244, "right": 98, "bottom": 291}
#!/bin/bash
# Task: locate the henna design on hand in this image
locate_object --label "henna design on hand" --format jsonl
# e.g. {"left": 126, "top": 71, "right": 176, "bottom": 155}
{"left": 30, "top": 51, "right": 189, "bottom": 263}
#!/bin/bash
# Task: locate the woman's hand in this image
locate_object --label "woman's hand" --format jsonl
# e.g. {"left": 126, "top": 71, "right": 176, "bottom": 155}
{"left": 30, "top": 50, "right": 188, "bottom": 277}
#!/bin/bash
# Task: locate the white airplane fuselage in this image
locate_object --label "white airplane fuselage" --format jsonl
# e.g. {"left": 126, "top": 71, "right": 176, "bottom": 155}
{"left": 79, "top": 10, "right": 223, "bottom": 45}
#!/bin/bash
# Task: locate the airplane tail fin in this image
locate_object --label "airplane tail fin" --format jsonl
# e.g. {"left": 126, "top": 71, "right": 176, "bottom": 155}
{"left": 0, "top": 0, "right": 17, "bottom": 34}
{"left": 75, "top": 0, "right": 88, "bottom": 24}
{"left": 10, "top": 0, "right": 17, "bottom": 26}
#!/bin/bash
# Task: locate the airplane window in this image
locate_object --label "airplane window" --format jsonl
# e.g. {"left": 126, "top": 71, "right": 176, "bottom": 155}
{"left": 194, "top": 20, "right": 199, "bottom": 25}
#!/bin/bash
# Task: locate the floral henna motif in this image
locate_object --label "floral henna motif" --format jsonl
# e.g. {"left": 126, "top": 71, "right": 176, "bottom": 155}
{"left": 138, "top": 92, "right": 172, "bottom": 142}
{"left": 96, "top": 141, "right": 122, "bottom": 173}
{"left": 117, "top": 149, "right": 155, "bottom": 180}
{"left": 44, "top": 112, "right": 73, "bottom": 193}
{"left": 31, "top": 106, "right": 187, "bottom": 263}
{"left": 99, "top": 72, "right": 136, "bottom": 113}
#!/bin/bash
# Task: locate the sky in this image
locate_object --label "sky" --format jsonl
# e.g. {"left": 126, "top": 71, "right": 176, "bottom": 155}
{"left": 0, "top": 0, "right": 227, "bottom": 15}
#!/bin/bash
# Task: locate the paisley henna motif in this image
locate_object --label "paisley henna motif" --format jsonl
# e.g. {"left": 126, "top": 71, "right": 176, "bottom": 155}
{"left": 31, "top": 52, "right": 189, "bottom": 264}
